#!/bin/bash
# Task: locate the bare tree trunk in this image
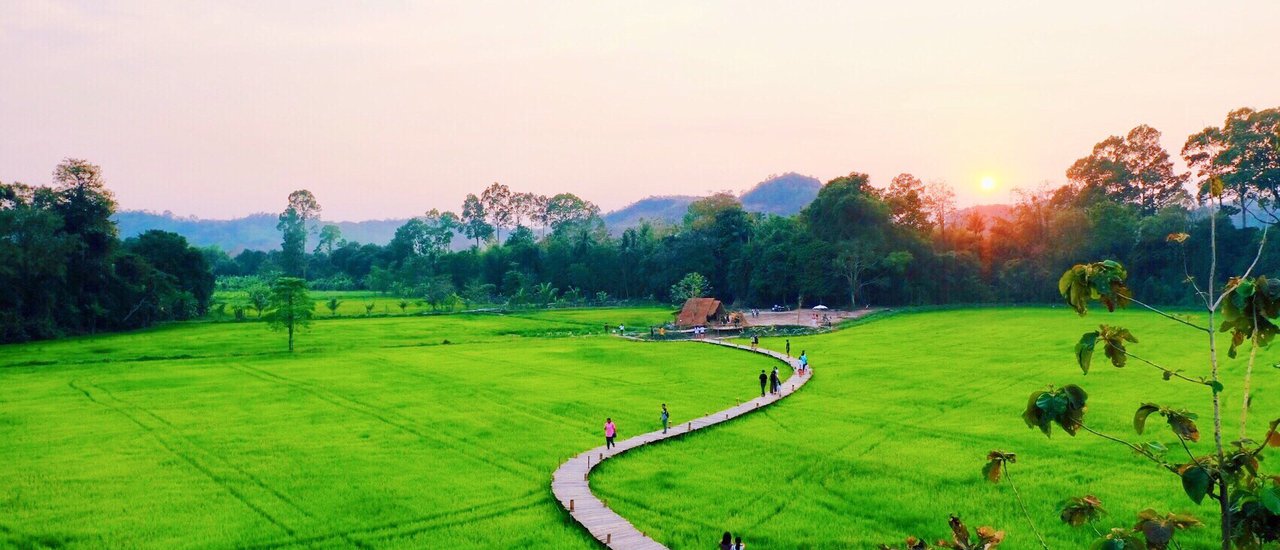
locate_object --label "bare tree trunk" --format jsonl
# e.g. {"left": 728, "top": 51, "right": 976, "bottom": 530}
{"left": 1208, "top": 198, "right": 1231, "bottom": 549}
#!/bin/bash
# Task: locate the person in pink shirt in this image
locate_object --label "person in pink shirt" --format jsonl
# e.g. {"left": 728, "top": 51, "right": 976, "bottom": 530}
{"left": 604, "top": 418, "right": 617, "bottom": 449}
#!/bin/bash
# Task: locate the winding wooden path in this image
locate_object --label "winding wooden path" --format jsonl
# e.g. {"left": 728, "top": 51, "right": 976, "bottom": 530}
{"left": 550, "top": 339, "right": 810, "bottom": 549}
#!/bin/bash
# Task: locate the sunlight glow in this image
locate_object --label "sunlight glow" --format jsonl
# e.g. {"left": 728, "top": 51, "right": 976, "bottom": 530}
{"left": 980, "top": 176, "right": 997, "bottom": 192}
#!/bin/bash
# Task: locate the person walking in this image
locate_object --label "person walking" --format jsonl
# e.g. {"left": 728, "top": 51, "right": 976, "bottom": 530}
{"left": 769, "top": 367, "right": 780, "bottom": 395}
{"left": 758, "top": 369, "right": 768, "bottom": 397}
{"left": 734, "top": 535, "right": 745, "bottom": 549}
{"left": 750, "top": 334, "right": 759, "bottom": 350}
{"left": 604, "top": 418, "right": 616, "bottom": 449}
{"left": 719, "top": 532, "right": 733, "bottom": 550}
{"left": 785, "top": 339, "right": 791, "bottom": 357}
{"left": 799, "top": 351, "right": 808, "bottom": 374}
{"left": 660, "top": 404, "right": 670, "bottom": 434}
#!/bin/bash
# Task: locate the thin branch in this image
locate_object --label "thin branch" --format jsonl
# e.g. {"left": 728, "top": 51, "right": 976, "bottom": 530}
{"left": 1250, "top": 422, "right": 1279, "bottom": 458}
{"left": 1176, "top": 433, "right": 1200, "bottom": 465}
{"left": 1079, "top": 424, "right": 1177, "bottom": 473}
{"left": 1118, "top": 293, "right": 1209, "bottom": 332}
{"left": 1120, "top": 349, "right": 1209, "bottom": 386}
{"left": 1001, "top": 463, "right": 1050, "bottom": 550}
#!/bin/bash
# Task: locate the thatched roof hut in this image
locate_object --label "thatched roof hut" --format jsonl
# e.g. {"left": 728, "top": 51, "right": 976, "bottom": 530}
{"left": 676, "top": 297, "right": 726, "bottom": 327}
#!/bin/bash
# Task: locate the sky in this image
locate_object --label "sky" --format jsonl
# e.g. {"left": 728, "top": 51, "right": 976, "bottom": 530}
{"left": 2, "top": 1, "right": 1278, "bottom": 222}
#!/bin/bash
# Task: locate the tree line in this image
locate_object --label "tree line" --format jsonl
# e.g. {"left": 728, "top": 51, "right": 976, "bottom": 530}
{"left": 207, "top": 107, "right": 1277, "bottom": 315}
{"left": 1, "top": 159, "right": 214, "bottom": 342}
{"left": 3, "top": 106, "right": 1276, "bottom": 342}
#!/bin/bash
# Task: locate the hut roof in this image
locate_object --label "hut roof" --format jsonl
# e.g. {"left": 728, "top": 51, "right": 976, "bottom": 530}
{"left": 676, "top": 297, "right": 725, "bottom": 327}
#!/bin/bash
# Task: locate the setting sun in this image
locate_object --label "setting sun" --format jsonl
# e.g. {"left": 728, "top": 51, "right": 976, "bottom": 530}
{"left": 980, "top": 176, "right": 997, "bottom": 192}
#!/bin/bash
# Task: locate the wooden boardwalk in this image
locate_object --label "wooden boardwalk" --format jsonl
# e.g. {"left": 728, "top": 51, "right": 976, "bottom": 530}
{"left": 550, "top": 339, "right": 810, "bottom": 549}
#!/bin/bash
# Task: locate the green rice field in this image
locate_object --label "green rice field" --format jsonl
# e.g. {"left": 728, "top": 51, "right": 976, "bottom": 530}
{"left": 0, "top": 308, "right": 781, "bottom": 548}
{"left": 3, "top": 306, "right": 1271, "bottom": 548}
{"left": 592, "top": 308, "right": 1277, "bottom": 548}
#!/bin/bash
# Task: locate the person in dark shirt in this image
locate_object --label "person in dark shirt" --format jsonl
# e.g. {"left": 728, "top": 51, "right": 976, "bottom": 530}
{"left": 758, "top": 370, "right": 767, "bottom": 397}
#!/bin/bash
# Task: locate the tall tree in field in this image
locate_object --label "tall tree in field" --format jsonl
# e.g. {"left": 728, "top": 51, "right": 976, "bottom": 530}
{"left": 277, "top": 190, "right": 321, "bottom": 278}
{"left": 1183, "top": 107, "right": 1280, "bottom": 225}
{"left": 883, "top": 173, "right": 931, "bottom": 232}
{"left": 480, "top": 182, "right": 512, "bottom": 242}
{"left": 52, "top": 158, "right": 118, "bottom": 333}
{"left": 1067, "top": 124, "right": 1189, "bottom": 214}
{"left": 266, "top": 277, "right": 312, "bottom": 351}
{"left": 461, "top": 193, "right": 493, "bottom": 246}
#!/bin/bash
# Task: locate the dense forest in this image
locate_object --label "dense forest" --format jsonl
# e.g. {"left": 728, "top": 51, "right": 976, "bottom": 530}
{"left": 0, "top": 159, "right": 213, "bottom": 342}
{"left": 2, "top": 106, "right": 1277, "bottom": 343}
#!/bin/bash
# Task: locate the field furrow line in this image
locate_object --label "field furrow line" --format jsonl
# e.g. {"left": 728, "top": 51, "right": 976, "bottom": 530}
{"left": 226, "top": 363, "right": 542, "bottom": 477}
{"left": 67, "top": 380, "right": 307, "bottom": 539}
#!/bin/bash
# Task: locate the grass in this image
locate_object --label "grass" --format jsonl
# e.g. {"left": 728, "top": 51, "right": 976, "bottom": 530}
{"left": 0, "top": 307, "right": 781, "bottom": 548}
{"left": 6, "top": 306, "right": 1263, "bottom": 549}
{"left": 591, "top": 307, "right": 1279, "bottom": 549}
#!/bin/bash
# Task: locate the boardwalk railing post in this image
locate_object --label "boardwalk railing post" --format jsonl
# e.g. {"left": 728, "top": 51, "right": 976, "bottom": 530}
{"left": 569, "top": 499, "right": 574, "bottom": 511}
{"left": 606, "top": 533, "right": 611, "bottom": 544}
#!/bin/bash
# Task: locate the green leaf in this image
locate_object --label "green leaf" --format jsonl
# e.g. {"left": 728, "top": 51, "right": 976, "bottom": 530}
{"left": 1036, "top": 392, "right": 1068, "bottom": 420}
{"left": 1180, "top": 466, "right": 1211, "bottom": 505}
{"left": 1023, "top": 391, "right": 1050, "bottom": 436}
{"left": 1063, "top": 385, "right": 1088, "bottom": 409}
{"left": 1134, "top": 403, "right": 1160, "bottom": 434}
{"left": 1076, "top": 332, "right": 1099, "bottom": 374}
{"left": 1210, "top": 381, "right": 1224, "bottom": 394}
{"left": 1261, "top": 486, "right": 1280, "bottom": 515}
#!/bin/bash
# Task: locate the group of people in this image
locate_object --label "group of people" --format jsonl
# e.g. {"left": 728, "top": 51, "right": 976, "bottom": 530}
{"left": 692, "top": 325, "right": 709, "bottom": 338}
{"left": 758, "top": 365, "right": 786, "bottom": 396}
{"left": 719, "top": 532, "right": 746, "bottom": 549}
{"left": 592, "top": 336, "right": 807, "bottom": 549}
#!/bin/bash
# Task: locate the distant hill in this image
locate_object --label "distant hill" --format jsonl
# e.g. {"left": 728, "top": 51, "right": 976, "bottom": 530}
{"left": 112, "top": 211, "right": 408, "bottom": 253}
{"left": 740, "top": 173, "right": 822, "bottom": 215}
{"left": 115, "top": 172, "right": 826, "bottom": 250}
{"left": 601, "top": 196, "right": 700, "bottom": 231}
{"left": 602, "top": 172, "right": 823, "bottom": 230}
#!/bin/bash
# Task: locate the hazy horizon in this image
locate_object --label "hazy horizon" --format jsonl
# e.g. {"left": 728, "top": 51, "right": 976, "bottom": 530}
{"left": 4, "top": 1, "right": 1279, "bottom": 221}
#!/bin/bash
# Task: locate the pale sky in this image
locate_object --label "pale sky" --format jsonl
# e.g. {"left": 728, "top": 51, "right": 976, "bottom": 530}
{"left": 2, "top": 1, "right": 1278, "bottom": 221}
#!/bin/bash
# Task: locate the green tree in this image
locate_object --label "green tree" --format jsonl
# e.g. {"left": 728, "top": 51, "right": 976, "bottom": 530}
{"left": 324, "top": 297, "right": 341, "bottom": 316}
{"left": 884, "top": 173, "right": 931, "bottom": 232}
{"left": 246, "top": 284, "right": 270, "bottom": 318}
{"left": 1183, "top": 107, "right": 1280, "bottom": 226}
{"left": 315, "top": 224, "right": 344, "bottom": 255}
{"left": 461, "top": 193, "right": 493, "bottom": 246}
{"left": 52, "top": 158, "right": 118, "bottom": 333}
{"left": 124, "top": 230, "right": 215, "bottom": 316}
{"left": 1067, "top": 124, "right": 1189, "bottom": 214}
{"left": 545, "top": 193, "right": 600, "bottom": 233}
{"left": 277, "top": 190, "right": 321, "bottom": 278}
{"left": 481, "top": 182, "right": 513, "bottom": 242}
{"left": 669, "top": 272, "right": 710, "bottom": 305}
{"left": 266, "top": 277, "right": 313, "bottom": 351}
